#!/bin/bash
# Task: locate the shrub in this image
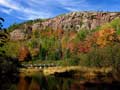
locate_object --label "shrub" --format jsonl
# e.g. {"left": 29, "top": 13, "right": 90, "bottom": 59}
{"left": 110, "top": 18, "right": 120, "bottom": 31}
{"left": 0, "top": 31, "right": 8, "bottom": 47}
{"left": 68, "top": 59, "right": 79, "bottom": 66}
{"left": 0, "top": 42, "right": 21, "bottom": 58}
{"left": 80, "top": 44, "right": 120, "bottom": 68}
{"left": 38, "top": 47, "right": 47, "bottom": 60}
{"left": 63, "top": 49, "right": 71, "bottom": 60}
{"left": 77, "top": 30, "right": 89, "bottom": 41}
{"left": 0, "top": 56, "right": 19, "bottom": 90}
{"left": 8, "top": 23, "right": 24, "bottom": 32}
{"left": 66, "top": 54, "right": 80, "bottom": 66}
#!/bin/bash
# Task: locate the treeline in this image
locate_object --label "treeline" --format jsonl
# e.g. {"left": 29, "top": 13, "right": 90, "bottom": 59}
{"left": 7, "top": 18, "right": 47, "bottom": 32}
{"left": 0, "top": 18, "right": 20, "bottom": 90}
{"left": 2, "top": 17, "right": 120, "bottom": 69}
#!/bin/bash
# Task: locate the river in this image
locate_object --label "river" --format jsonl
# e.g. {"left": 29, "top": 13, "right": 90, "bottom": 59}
{"left": 16, "top": 71, "right": 120, "bottom": 90}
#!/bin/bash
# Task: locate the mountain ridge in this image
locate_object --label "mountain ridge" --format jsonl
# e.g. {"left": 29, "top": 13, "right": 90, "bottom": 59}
{"left": 10, "top": 11, "right": 120, "bottom": 30}
{"left": 9, "top": 11, "right": 120, "bottom": 40}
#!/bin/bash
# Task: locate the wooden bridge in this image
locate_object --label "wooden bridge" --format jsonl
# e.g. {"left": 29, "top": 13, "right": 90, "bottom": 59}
{"left": 21, "top": 63, "right": 58, "bottom": 69}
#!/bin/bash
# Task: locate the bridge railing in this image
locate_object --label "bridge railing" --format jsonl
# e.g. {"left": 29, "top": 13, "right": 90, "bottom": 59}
{"left": 21, "top": 63, "right": 59, "bottom": 69}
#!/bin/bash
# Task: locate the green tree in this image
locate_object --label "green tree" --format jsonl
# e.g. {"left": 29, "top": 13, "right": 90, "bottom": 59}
{"left": 0, "top": 17, "right": 4, "bottom": 30}
{"left": 0, "top": 17, "right": 20, "bottom": 90}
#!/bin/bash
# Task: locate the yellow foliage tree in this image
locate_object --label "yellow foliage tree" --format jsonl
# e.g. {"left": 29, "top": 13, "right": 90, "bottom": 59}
{"left": 96, "top": 28, "right": 116, "bottom": 47}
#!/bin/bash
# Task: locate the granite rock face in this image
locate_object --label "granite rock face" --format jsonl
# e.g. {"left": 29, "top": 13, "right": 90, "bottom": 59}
{"left": 10, "top": 29, "right": 25, "bottom": 41}
{"left": 32, "top": 12, "right": 120, "bottom": 31}
{"left": 10, "top": 12, "right": 120, "bottom": 40}
{"left": 10, "top": 26, "right": 32, "bottom": 41}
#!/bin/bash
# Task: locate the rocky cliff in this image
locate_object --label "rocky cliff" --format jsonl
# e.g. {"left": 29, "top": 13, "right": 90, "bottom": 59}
{"left": 10, "top": 12, "right": 120, "bottom": 40}
{"left": 32, "top": 12, "right": 120, "bottom": 31}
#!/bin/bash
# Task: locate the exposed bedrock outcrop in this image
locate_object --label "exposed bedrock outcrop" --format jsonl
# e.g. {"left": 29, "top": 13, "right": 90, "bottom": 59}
{"left": 32, "top": 12, "right": 120, "bottom": 31}
{"left": 10, "top": 12, "right": 120, "bottom": 40}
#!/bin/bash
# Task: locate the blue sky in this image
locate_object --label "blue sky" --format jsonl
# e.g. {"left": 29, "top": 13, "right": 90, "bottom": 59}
{"left": 0, "top": 0, "right": 120, "bottom": 28}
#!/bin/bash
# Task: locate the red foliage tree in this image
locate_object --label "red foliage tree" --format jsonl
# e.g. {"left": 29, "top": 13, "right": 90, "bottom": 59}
{"left": 77, "top": 41, "right": 91, "bottom": 53}
{"left": 18, "top": 46, "right": 31, "bottom": 62}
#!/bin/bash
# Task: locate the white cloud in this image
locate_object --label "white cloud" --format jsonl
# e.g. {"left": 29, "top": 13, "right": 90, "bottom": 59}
{"left": 58, "top": 0, "right": 86, "bottom": 6}
{"left": 0, "top": 0, "right": 53, "bottom": 20}
{"left": 0, "top": 0, "right": 20, "bottom": 10}
{"left": 0, "top": 8, "right": 12, "bottom": 14}
{"left": 57, "top": 0, "right": 89, "bottom": 11}
{"left": 0, "top": 0, "right": 97, "bottom": 20}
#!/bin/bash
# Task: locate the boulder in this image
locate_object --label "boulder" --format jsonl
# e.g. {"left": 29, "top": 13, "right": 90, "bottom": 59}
{"left": 10, "top": 29, "right": 25, "bottom": 41}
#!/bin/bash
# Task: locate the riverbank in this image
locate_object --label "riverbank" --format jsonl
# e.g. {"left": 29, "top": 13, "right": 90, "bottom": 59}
{"left": 19, "top": 66, "right": 112, "bottom": 77}
{"left": 43, "top": 66, "right": 112, "bottom": 75}
{"left": 18, "top": 66, "right": 120, "bottom": 90}
{"left": 19, "top": 65, "right": 120, "bottom": 88}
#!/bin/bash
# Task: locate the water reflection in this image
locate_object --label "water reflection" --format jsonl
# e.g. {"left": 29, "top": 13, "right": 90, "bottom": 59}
{"left": 17, "top": 72, "right": 120, "bottom": 90}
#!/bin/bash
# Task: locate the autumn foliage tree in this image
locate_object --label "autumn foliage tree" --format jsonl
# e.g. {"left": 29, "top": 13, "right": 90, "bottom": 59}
{"left": 18, "top": 45, "right": 31, "bottom": 61}
{"left": 95, "top": 28, "right": 116, "bottom": 47}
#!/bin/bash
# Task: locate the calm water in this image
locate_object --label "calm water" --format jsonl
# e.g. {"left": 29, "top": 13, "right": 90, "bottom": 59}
{"left": 17, "top": 72, "right": 120, "bottom": 90}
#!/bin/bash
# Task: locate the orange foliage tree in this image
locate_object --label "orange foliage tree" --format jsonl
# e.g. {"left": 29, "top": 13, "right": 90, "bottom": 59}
{"left": 18, "top": 46, "right": 31, "bottom": 61}
{"left": 94, "top": 28, "right": 116, "bottom": 47}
